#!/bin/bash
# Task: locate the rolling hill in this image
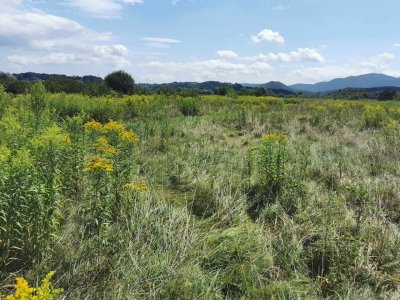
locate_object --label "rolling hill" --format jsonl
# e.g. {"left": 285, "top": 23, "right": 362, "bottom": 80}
{"left": 290, "top": 73, "right": 400, "bottom": 93}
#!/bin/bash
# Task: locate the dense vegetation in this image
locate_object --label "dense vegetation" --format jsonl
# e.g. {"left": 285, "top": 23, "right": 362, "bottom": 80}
{"left": 3, "top": 71, "right": 400, "bottom": 100}
{"left": 1, "top": 82, "right": 400, "bottom": 299}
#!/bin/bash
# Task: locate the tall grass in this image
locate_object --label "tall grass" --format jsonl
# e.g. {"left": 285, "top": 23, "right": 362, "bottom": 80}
{"left": 1, "top": 91, "right": 400, "bottom": 299}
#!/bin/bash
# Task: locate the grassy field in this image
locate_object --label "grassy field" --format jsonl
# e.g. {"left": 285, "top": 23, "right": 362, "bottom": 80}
{"left": 1, "top": 84, "right": 400, "bottom": 299}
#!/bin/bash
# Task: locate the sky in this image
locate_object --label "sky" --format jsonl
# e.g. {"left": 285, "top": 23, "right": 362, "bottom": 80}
{"left": 1, "top": 0, "right": 400, "bottom": 84}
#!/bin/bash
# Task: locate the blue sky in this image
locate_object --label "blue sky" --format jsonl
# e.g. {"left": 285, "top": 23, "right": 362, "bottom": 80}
{"left": 1, "top": 0, "right": 400, "bottom": 84}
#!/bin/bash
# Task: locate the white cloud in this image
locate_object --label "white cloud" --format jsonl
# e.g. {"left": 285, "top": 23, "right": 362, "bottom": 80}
{"left": 216, "top": 48, "right": 325, "bottom": 63}
{"left": 358, "top": 52, "right": 395, "bottom": 71}
{"left": 216, "top": 50, "right": 239, "bottom": 59}
{"left": 7, "top": 45, "right": 131, "bottom": 69}
{"left": 393, "top": 43, "right": 400, "bottom": 48}
{"left": 65, "top": 0, "right": 143, "bottom": 18}
{"left": 142, "top": 37, "right": 181, "bottom": 48}
{"left": 252, "top": 28, "right": 284, "bottom": 44}
{"left": 0, "top": 8, "right": 132, "bottom": 69}
{"left": 141, "top": 73, "right": 176, "bottom": 83}
{"left": 142, "top": 59, "right": 272, "bottom": 82}
{"left": 286, "top": 53, "right": 398, "bottom": 84}
{"left": 8, "top": 53, "right": 77, "bottom": 65}
{"left": 0, "top": 12, "right": 110, "bottom": 50}
{"left": 0, "top": 0, "right": 22, "bottom": 12}
{"left": 288, "top": 66, "right": 359, "bottom": 83}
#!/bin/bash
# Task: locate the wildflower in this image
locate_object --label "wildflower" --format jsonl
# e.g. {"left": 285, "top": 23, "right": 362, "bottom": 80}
{"left": 84, "top": 120, "right": 103, "bottom": 131}
{"left": 4, "top": 272, "right": 63, "bottom": 300}
{"left": 314, "top": 104, "right": 327, "bottom": 111}
{"left": 36, "top": 271, "right": 63, "bottom": 299}
{"left": 120, "top": 130, "right": 139, "bottom": 143}
{"left": 261, "top": 133, "right": 287, "bottom": 144}
{"left": 123, "top": 180, "right": 149, "bottom": 192}
{"left": 6, "top": 277, "right": 35, "bottom": 300}
{"left": 95, "top": 137, "right": 118, "bottom": 155}
{"left": 84, "top": 155, "right": 113, "bottom": 172}
{"left": 103, "top": 120, "right": 124, "bottom": 133}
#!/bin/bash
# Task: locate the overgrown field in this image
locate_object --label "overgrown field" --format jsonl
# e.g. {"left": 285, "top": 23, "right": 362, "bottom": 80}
{"left": 1, "top": 84, "right": 400, "bottom": 299}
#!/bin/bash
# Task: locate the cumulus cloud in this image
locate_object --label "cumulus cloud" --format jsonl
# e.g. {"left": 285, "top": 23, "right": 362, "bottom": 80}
{"left": 215, "top": 48, "right": 325, "bottom": 63}
{"left": 0, "top": 0, "right": 22, "bottom": 12}
{"left": 358, "top": 52, "right": 395, "bottom": 71}
{"left": 286, "top": 53, "right": 398, "bottom": 84}
{"left": 266, "top": 48, "right": 325, "bottom": 63}
{"left": 65, "top": 0, "right": 143, "bottom": 18}
{"left": 0, "top": 6, "right": 131, "bottom": 69}
{"left": 252, "top": 28, "right": 284, "bottom": 44}
{"left": 141, "top": 73, "right": 176, "bottom": 83}
{"left": 0, "top": 12, "right": 110, "bottom": 50}
{"left": 288, "top": 66, "right": 358, "bottom": 83}
{"left": 141, "top": 37, "right": 181, "bottom": 48}
{"left": 8, "top": 53, "right": 77, "bottom": 65}
{"left": 7, "top": 45, "right": 131, "bottom": 69}
{"left": 393, "top": 43, "right": 400, "bottom": 48}
{"left": 216, "top": 50, "right": 239, "bottom": 59}
{"left": 142, "top": 59, "right": 272, "bottom": 82}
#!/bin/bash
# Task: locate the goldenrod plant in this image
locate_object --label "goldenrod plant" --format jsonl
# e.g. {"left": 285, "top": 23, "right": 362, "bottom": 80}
{"left": 1, "top": 272, "right": 63, "bottom": 300}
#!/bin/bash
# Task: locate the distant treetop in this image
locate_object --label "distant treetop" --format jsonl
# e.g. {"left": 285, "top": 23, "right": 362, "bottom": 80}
{"left": 104, "top": 70, "right": 135, "bottom": 95}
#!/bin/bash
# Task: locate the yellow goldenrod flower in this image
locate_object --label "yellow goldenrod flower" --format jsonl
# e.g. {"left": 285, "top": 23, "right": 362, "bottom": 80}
{"left": 261, "top": 133, "right": 287, "bottom": 144}
{"left": 84, "top": 155, "right": 114, "bottom": 172}
{"left": 95, "top": 137, "right": 118, "bottom": 155}
{"left": 103, "top": 120, "right": 125, "bottom": 133}
{"left": 120, "top": 130, "right": 139, "bottom": 143}
{"left": 84, "top": 120, "right": 103, "bottom": 131}
{"left": 4, "top": 272, "right": 63, "bottom": 300}
{"left": 123, "top": 180, "right": 149, "bottom": 192}
{"left": 314, "top": 104, "right": 327, "bottom": 111}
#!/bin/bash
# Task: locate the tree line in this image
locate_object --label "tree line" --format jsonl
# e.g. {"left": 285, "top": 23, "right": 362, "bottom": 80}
{"left": 0, "top": 70, "right": 399, "bottom": 100}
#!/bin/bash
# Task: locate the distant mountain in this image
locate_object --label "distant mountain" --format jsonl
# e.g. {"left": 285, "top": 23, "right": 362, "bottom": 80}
{"left": 138, "top": 81, "right": 244, "bottom": 93}
{"left": 290, "top": 73, "right": 400, "bottom": 93}
{"left": 241, "top": 81, "right": 296, "bottom": 95}
{"left": 139, "top": 80, "right": 298, "bottom": 95}
{"left": 242, "top": 81, "right": 291, "bottom": 90}
{"left": 259, "top": 81, "right": 296, "bottom": 95}
{"left": 10, "top": 72, "right": 103, "bottom": 83}
{"left": 259, "top": 81, "right": 292, "bottom": 90}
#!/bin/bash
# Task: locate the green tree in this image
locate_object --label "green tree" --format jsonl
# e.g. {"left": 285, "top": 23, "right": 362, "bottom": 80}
{"left": 378, "top": 88, "right": 397, "bottom": 101}
{"left": 5, "top": 80, "right": 31, "bottom": 94}
{"left": 255, "top": 87, "right": 268, "bottom": 97}
{"left": 104, "top": 70, "right": 135, "bottom": 95}
{"left": 44, "top": 76, "right": 85, "bottom": 94}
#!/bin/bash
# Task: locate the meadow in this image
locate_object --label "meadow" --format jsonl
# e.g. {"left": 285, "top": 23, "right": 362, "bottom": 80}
{"left": 1, "top": 83, "right": 400, "bottom": 299}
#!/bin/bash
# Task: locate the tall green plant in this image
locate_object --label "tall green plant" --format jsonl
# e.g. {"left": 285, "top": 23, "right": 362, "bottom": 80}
{"left": 30, "top": 82, "right": 47, "bottom": 126}
{"left": 257, "top": 133, "right": 287, "bottom": 195}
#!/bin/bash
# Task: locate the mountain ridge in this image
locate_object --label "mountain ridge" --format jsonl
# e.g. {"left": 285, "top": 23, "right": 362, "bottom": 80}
{"left": 289, "top": 73, "right": 400, "bottom": 93}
